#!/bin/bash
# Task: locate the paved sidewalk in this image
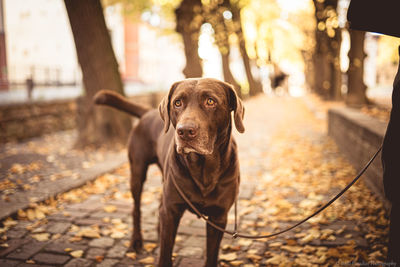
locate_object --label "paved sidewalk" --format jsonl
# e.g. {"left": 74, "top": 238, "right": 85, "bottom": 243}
{"left": 0, "top": 95, "right": 389, "bottom": 266}
{"left": 0, "top": 130, "right": 127, "bottom": 220}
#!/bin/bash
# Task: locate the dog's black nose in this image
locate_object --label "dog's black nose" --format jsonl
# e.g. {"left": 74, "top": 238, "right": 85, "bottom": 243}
{"left": 177, "top": 123, "right": 198, "bottom": 140}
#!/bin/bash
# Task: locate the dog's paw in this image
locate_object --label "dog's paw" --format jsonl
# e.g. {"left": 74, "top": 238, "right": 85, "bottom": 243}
{"left": 129, "top": 238, "right": 143, "bottom": 253}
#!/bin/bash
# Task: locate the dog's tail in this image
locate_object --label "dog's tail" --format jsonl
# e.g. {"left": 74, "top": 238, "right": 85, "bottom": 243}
{"left": 94, "top": 90, "right": 151, "bottom": 118}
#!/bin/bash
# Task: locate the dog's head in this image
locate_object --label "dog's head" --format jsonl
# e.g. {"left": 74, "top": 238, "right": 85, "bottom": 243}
{"left": 159, "top": 78, "right": 245, "bottom": 155}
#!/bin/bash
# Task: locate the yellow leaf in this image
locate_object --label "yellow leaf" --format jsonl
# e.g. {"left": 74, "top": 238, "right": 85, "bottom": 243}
{"left": 281, "top": 245, "right": 302, "bottom": 253}
{"left": 77, "top": 228, "right": 101, "bottom": 239}
{"left": 68, "top": 236, "right": 82, "bottom": 242}
{"left": 52, "top": 233, "right": 61, "bottom": 240}
{"left": 219, "top": 252, "right": 237, "bottom": 261}
{"left": 64, "top": 248, "right": 73, "bottom": 252}
{"left": 269, "top": 242, "right": 283, "bottom": 247}
{"left": 265, "top": 253, "right": 288, "bottom": 265}
{"left": 126, "top": 252, "right": 137, "bottom": 260}
{"left": 70, "top": 250, "right": 84, "bottom": 258}
{"left": 27, "top": 209, "right": 36, "bottom": 221}
{"left": 230, "top": 260, "right": 244, "bottom": 266}
{"left": 123, "top": 241, "right": 130, "bottom": 247}
{"left": 35, "top": 209, "right": 45, "bottom": 220}
{"left": 238, "top": 239, "right": 252, "bottom": 247}
{"left": 32, "top": 233, "right": 50, "bottom": 241}
{"left": 110, "top": 231, "right": 125, "bottom": 239}
{"left": 144, "top": 243, "right": 157, "bottom": 252}
{"left": 139, "top": 256, "right": 154, "bottom": 264}
{"left": 3, "top": 218, "right": 17, "bottom": 227}
{"left": 104, "top": 205, "right": 117, "bottom": 213}
{"left": 10, "top": 164, "right": 25, "bottom": 174}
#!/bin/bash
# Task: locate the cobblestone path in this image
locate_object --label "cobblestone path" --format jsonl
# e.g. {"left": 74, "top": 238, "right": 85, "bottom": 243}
{"left": 0, "top": 95, "right": 389, "bottom": 266}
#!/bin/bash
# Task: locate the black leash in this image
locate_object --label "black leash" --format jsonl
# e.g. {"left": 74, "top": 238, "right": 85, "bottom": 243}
{"left": 170, "top": 146, "right": 382, "bottom": 239}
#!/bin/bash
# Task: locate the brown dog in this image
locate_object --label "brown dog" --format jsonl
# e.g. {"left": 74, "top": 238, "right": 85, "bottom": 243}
{"left": 94, "top": 78, "right": 244, "bottom": 267}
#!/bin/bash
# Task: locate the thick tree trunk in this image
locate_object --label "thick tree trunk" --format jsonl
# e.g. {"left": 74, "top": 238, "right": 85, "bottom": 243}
{"left": 231, "top": 4, "right": 263, "bottom": 97}
{"left": 312, "top": 0, "right": 342, "bottom": 100}
{"left": 64, "top": 0, "right": 131, "bottom": 148}
{"left": 175, "top": 0, "right": 203, "bottom": 78}
{"left": 346, "top": 30, "right": 367, "bottom": 106}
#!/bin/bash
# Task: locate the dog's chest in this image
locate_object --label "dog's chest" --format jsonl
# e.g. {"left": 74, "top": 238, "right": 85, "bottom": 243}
{"left": 184, "top": 153, "right": 222, "bottom": 197}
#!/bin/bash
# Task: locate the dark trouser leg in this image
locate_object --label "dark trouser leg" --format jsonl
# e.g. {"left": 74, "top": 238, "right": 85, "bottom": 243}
{"left": 382, "top": 46, "right": 400, "bottom": 263}
{"left": 388, "top": 202, "right": 400, "bottom": 263}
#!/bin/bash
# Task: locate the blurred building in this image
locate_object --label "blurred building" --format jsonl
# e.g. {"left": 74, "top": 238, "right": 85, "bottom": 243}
{"left": 0, "top": 0, "right": 7, "bottom": 90}
{"left": 2, "top": 0, "right": 184, "bottom": 92}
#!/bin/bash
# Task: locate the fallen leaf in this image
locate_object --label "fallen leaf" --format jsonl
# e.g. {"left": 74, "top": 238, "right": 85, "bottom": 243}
{"left": 126, "top": 252, "right": 137, "bottom": 260}
{"left": 219, "top": 252, "right": 237, "bottom": 261}
{"left": 3, "top": 218, "right": 17, "bottom": 227}
{"left": 110, "top": 231, "right": 125, "bottom": 239}
{"left": 103, "top": 205, "right": 117, "bottom": 213}
{"left": 27, "top": 209, "right": 36, "bottom": 221}
{"left": 10, "top": 164, "right": 25, "bottom": 174}
{"left": 31, "top": 233, "right": 50, "bottom": 241}
{"left": 230, "top": 260, "right": 244, "bottom": 266}
{"left": 265, "top": 253, "right": 288, "bottom": 265}
{"left": 281, "top": 245, "right": 302, "bottom": 253}
{"left": 238, "top": 239, "right": 252, "bottom": 247}
{"left": 123, "top": 241, "right": 130, "bottom": 248}
{"left": 144, "top": 243, "right": 157, "bottom": 252}
{"left": 69, "top": 236, "right": 83, "bottom": 242}
{"left": 95, "top": 255, "right": 104, "bottom": 263}
{"left": 35, "top": 209, "right": 45, "bottom": 220}
{"left": 139, "top": 256, "right": 154, "bottom": 264}
{"left": 269, "top": 242, "right": 283, "bottom": 248}
{"left": 77, "top": 228, "right": 101, "bottom": 239}
{"left": 70, "top": 250, "right": 84, "bottom": 258}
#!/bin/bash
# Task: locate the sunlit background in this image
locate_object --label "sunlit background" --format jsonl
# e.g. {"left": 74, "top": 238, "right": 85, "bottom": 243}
{"left": 0, "top": 0, "right": 399, "bottom": 102}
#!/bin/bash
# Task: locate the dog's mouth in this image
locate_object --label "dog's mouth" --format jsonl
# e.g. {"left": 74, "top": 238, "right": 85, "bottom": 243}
{"left": 175, "top": 136, "right": 214, "bottom": 155}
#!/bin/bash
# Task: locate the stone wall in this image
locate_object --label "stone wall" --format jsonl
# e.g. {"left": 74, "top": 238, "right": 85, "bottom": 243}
{"left": 328, "top": 107, "right": 390, "bottom": 210}
{"left": 0, "top": 92, "right": 165, "bottom": 143}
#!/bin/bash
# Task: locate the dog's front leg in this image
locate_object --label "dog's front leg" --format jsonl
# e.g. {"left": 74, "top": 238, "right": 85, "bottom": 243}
{"left": 158, "top": 202, "right": 184, "bottom": 267}
{"left": 205, "top": 215, "right": 227, "bottom": 267}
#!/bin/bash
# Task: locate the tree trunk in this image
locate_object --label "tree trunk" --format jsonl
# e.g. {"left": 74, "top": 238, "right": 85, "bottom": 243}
{"left": 312, "top": 0, "right": 342, "bottom": 100}
{"left": 205, "top": 3, "right": 241, "bottom": 97}
{"left": 175, "top": 0, "right": 203, "bottom": 78}
{"left": 312, "top": 36, "right": 330, "bottom": 98}
{"left": 329, "top": 27, "right": 342, "bottom": 100}
{"left": 231, "top": 4, "right": 263, "bottom": 97}
{"left": 346, "top": 30, "right": 367, "bottom": 106}
{"left": 221, "top": 51, "right": 242, "bottom": 98}
{"left": 301, "top": 49, "right": 315, "bottom": 92}
{"left": 64, "top": 0, "right": 131, "bottom": 148}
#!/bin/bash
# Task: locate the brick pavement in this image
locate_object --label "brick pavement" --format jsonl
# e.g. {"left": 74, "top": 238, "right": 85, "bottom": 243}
{"left": 0, "top": 130, "right": 127, "bottom": 220}
{"left": 0, "top": 95, "right": 389, "bottom": 266}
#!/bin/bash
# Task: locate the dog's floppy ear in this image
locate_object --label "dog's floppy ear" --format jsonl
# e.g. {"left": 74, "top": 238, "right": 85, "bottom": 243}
{"left": 225, "top": 82, "right": 245, "bottom": 133}
{"left": 159, "top": 81, "right": 180, "bottom": 133}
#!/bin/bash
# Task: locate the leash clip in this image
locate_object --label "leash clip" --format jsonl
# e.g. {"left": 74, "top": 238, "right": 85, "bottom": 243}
{"left": 232, "top": 232, "right": 238, "bottom": 239}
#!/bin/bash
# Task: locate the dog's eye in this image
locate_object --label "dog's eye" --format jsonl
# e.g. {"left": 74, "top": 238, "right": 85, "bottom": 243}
{"left": 206, "top": 98, "right": 216, "bottom": 106}
{"left": 174, "top": 99, "right": 182, "bottom": 107}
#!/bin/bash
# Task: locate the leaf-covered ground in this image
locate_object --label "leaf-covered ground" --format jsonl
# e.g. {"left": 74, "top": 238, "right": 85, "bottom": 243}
{"left": 0, "top": 95, "right": 389, "bottom": 266}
